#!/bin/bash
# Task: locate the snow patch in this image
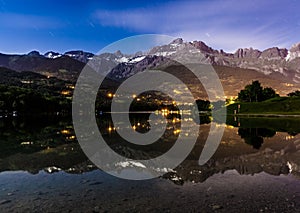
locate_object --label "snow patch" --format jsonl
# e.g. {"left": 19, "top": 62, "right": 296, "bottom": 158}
{"left": 116, "top": 56, "right": 129, "bottom": 63}
{"left": 170, "top": 43, "right": 181, "bottom": 48}
{"left": 129, "top": 55, "right": 146, "bottom": 63}
{"left": 154, "top": 51, "right": 176, "bottom": 57}
{"left": 115, "top": 161, "right": 146, "bottom": 168}
{"left": 66, "top": 54, "right": 77, "bottom": 57}
{"left": 52, "top": 55, "right": 62, "bottom": 59}
{"left": 286, "top": 51, "right": 291, "bottom": 61}
{"left": 45, "top": 52, "right": 62, "bottom": 59}
{"left": 154, "top": 167, "right": 174, "bottom": 173}
{"left": 45, "top": 166, "right": 61, "bottom": 173}
{"left": 285, "top": 50, "right": 300, "bottom": 61}
{"left": 188, "top": 49, "right": 201, "bottom": 54}
{"left": 287, "top": 161, "right": 293, "bottom": 173}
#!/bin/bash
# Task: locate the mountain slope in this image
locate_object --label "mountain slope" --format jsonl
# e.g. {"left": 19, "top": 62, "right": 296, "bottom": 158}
{"left": 0, "top": 39, "right": 299, "bottom": 98}
{"left": 0, "top": 53, "right": 85, "bottom": 81}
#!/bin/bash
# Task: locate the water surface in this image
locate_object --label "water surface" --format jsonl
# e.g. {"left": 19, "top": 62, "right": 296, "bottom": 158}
{"left": 0, "top": 114, "right": 299, "bottom": 212}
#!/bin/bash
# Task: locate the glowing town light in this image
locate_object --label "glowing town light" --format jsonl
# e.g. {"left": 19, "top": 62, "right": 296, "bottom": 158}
{"left": 61, "top": 129, "right": 70, "bottom": 134}
{"left": 61, "top": 91, "right": 71, "bottom": 95}
{"left": 161, "top": 108, "right": 169, "bottom": 116}
{"left": 107, "top": 93, "right": 113, "bottom": 98}
{"left": 173, "top": 129, "right": 181, "bottom": 135}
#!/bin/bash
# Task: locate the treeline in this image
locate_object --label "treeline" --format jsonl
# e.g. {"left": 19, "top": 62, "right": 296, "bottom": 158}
{"left": 237, "top": 80, "right": 300, "bottom": 103}
{"left": 0, "top": 85, "right": 71, "bottom": 114}
{"left": 288, "top": 90, "right": 300, "bottom": 97}
{"left": 237, "top": 80, "right": 278, "bottom": 102}
{"left": 0, "top": 67, "right": 70, "bottom": 95}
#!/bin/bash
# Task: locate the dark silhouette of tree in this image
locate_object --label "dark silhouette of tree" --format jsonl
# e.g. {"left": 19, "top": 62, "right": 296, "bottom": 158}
{"left": 196, "top": 99, "right": 211, "bottom": 111}
{"left": 238, "top": 80, "right": 278, "bottom": 102}
{"left": 262, "top": 87, "right": 278, "bottom": 100}
{"left": 0, "top": 85, "right": 71, "bottom": 114}
{"left": 288, "top": 90, "right": 300, "bottom": 97}
{"left": 238, "top": 127, "right": 276, "bottom": 149}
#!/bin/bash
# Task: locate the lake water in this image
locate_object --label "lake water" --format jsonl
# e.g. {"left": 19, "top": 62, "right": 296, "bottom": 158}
{"left": 0, "top": 114, "right": 299, "bottom": 212}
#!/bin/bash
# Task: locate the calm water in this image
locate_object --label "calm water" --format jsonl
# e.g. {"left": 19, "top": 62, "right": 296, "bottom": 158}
{"left": 0, "top": 114, "right": 299, "bottom": 211}
{"left": 0, "top": 114, "right": 299, "bottom": 178}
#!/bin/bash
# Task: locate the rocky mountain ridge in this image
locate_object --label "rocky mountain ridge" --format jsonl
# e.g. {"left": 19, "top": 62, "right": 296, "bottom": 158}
{"left": 0, "top": 39, "right": 299, "bottom": 96}
{"left": 146, "top": 38, "right": 300, "bottom": 83}
{"left": 1, "top": 39, "right": 300, "bottom": 80}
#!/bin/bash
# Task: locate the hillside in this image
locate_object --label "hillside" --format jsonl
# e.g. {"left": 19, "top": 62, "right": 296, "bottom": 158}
{"left": 227, "top": 97, "right": 300, "bottom": 115}
{"left": 0, "top": 39, "right": 299, "bottom": 100}
{"left": 0, "top": 53, "right": 85, "bottom": 81}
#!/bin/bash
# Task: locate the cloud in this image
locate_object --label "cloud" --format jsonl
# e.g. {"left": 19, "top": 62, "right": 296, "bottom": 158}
{"left": 93, "top": 0, "right": 299, "bottom": 52}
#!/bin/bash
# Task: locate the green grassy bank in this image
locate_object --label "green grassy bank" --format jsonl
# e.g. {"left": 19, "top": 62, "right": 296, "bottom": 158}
{"left": 227, "top": 97, "right": 300, "bottom": 115}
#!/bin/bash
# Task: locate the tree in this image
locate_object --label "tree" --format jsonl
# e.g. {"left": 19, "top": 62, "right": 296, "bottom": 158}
{"left": 249, "top": 80, "right": 263, "bottom": 102}
{"left": 238, "top": 81, "right": 278, "bottom": 102}
{"left": 288, "top": 90, "right": 300, "bottom": 97}
{"left": 238, "top": 81, "right": 262, "bottom": 102}
{"left": 238, "top": 88, "right": 251, "bottom": 102}
{"left": 196, "top": 99, "right": 211, "bottom": 111}
{"left": 262, "top": 87, "right": 278, "bottom": 100}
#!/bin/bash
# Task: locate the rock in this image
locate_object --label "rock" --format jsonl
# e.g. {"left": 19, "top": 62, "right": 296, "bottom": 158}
{"left": 0, "top": 199, "right": 11, "bottom": 205}
{"left": 89, "top": 181, "right": 103, "bottom": 186}
{"left": 290, "top": 43, "right": 300, "bottom": 52}
{"left": 287, "top": 43, "right": 300, "bottom": 61}
{"left": 212, "top": 204, "right": 223, "bottom": 210}
{"left": 170, "top": 38, "right": 183, "bottom": 45}
{"left": 27, "top": 50, "right": 41, "bottom": 57}
{"left": 234, "top": 48, "right": 261, "bottom": 58}
{"left": 293, "top": 139, "right": 300, "bottom": 149}
{"left": 263, "top": 148, "right": 274, "bottom": 154}
{"left": 93, "top": 206, "right": 100, "bottom": 213}
{"left": 283, "top": 142, "right": 297, "bottom": 154}
{"left": 192, "top": 41, "right": 218, "bottom": 54}
{"left": 260, "top": 47, "right": 288, "bottom": 59}
{"left": 227, "top": 194, "right": 235, "bottom": 199}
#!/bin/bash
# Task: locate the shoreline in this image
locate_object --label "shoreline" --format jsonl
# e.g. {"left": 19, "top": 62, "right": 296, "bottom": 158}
{"left": 0, "top": 170, "right": 299, "bottom": 212}
{"left": 229, "top": 113, "right": 300, "bottom": 118}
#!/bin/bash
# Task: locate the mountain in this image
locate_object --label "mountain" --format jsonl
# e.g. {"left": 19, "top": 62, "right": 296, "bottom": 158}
{"left": 63, "top": 50, "right": 94, "bottom": 63}
{"left": 44, "top": 51, "right": 62, "bottom": 59}
{"left": 147, "top": 38, "right": 300, "bottom": 83}
{"left": 103, "top": 39, "right": 300, "bottom": 97}
{"left": 0, "top": 39, "right": 300, "bottom": 97}
{"left": 0, "top": 52, "right": 85, "bottom": 81}
{"left": 44, "top": 50, "right": 95, "bottom": 62}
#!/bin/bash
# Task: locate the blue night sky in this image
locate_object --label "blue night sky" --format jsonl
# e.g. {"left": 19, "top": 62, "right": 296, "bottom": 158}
{"left": 0, "top": 0, "right": 300, "bottom": 54}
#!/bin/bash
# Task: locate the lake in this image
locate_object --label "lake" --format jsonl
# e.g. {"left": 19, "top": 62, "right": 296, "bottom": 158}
{"left": 0, "top": 114, "right": 299, "bottom": 212}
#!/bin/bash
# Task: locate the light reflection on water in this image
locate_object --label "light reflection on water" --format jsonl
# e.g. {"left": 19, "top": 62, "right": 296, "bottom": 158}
{"left": 0, "top": 114, "right": 299, "bottom": 183}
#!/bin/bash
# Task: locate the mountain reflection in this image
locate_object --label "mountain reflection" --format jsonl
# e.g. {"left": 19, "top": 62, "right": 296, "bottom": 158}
{"left": 0, "top": 115, "right": 299, "bottom": 184}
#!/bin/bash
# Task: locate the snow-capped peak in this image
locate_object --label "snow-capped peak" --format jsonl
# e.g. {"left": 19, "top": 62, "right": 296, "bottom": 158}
{"left": 286, "top": 43, "right": 300, "bottom": 61}
{"left": 116, "top": 56, "right": 129, "bottom": 63}
{"left": 115, "top": 54, "right": 146, "bottom": 64}
{"left": 44, "top": 51, "right": 62, "bottom": 59}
